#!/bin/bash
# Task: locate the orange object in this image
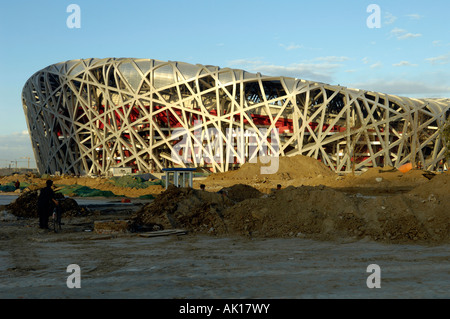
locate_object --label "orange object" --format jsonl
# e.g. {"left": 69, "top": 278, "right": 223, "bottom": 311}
{"left": 121, "top": 198, "right": 131, "bottom": 203}
{"left": 398, "top": 163, "right": 413, "bottom": 173}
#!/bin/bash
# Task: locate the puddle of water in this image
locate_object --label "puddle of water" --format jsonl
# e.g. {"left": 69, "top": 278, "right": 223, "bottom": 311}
{"left": 0, "top": 195, "right": 18, "bottom": 206}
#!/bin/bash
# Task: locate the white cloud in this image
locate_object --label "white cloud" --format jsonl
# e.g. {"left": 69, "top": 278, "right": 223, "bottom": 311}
{"left": 350, "top": 79, "right": 450, "bottom": 97}
{"left": 370, "top": 62, "right": 383, "bottom": 69}
{"left": 279, "top": 43, "right": 302, "bottom": 51}
{"left": 398, "top": 33, "right": 422, "bottom": 40}
{"left": 227, "top": 58, "right": 343, "bottom": 83}
{"left": 252, "top": 63, "right": 336, "bottom": 83}
{"left": 390, "top": 28, "right": 406, "bottom": 36}
{"left": 0, "top": 131, "right": 36, "bottom": 168}
{"left": 426, "top": 53, "right": 450, "bottom": 65}
{"left": 406, "top": 14, "right": 422, "bottom": 20}
{"left": 228, "top": 58, "right": 265, "bottom": 66}
{"left": 393, "top": 61, "right": 418, "bottom": 67}
{"left": 384, "top": 12, "right": 397, "bottom": 25}
{"left": 313, "top": 56, "right": 350, "bottom": 63}
{"left": 389, "top": 28, "right": 422, "bottom": 40}
{"left": 432, "top": 40, "right": 450, "bottom": 47}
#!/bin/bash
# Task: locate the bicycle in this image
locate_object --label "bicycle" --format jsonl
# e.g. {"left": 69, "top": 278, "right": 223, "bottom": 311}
{"left": 51, "top": 201, "right": 63, "bottom": 233}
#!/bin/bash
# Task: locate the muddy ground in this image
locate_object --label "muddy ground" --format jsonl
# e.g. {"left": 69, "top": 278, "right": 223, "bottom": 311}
{"left": 0, "top": 217, "right": 449, "bottom": 299}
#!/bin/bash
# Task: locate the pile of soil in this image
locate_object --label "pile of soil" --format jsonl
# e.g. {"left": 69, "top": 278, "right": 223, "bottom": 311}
{"left": 223, "top": 185, "right": 449, "bottom": 244}
{"left": 208, "top": 155, "right": 334, "bottom": 182}
{"left": 338, "top": 167, "right": 431, "bottom": 188}
{"left": 199, "top": 160, "right": 448, "bottom": 202}
{"left": 218, "top": 184, "right": 263, "bottom": 203}
{"left": 409, "top": 172, "right": 449, "bottom": 197}
{"left": 5, "top": 190, "right": 91, "bottom": 218}
{"left": 130, "top": 185, "right": 236, "bottom": 234}
{"left": 130, "top": 181, "right": 449, "bottom": 245}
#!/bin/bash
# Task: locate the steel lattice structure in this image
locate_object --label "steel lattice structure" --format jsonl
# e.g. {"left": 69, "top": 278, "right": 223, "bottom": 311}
{"left": 22, "top": 58, "right": 449, "bottom": 175}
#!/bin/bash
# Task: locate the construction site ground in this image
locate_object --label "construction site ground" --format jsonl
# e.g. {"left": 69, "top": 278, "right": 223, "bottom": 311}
{"left": 0, "top": 155, "right": 449, "bottom": 298}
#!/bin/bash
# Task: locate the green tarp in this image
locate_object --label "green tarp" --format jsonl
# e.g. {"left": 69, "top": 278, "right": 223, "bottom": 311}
{"left": 0, "top": 182, "right": 30, "bottom": 192}
{"left": 56, "top": 185, "right": 117, "bottom": 197}
{"left": 107, "top": 175, "right": 163, "bottom": 189}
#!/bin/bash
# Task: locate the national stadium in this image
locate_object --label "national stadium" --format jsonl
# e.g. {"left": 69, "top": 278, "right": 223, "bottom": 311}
{"left": 22, "top": 58, "right": 449, "bottom": 175}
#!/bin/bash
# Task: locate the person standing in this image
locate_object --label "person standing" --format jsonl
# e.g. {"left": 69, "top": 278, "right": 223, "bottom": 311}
{"left": 37, "top": 180, "right": 59, "bottom": 229}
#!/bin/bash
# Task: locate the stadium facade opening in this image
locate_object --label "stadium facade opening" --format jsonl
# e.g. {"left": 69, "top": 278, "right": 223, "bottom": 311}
{"left": 22, "top": 58, "right": 449, "bottom": 176}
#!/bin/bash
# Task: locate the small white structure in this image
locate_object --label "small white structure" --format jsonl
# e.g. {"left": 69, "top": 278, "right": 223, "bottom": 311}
{"left": 162, "top": 168, "right": 196, "bottom": 189}
{"left": 110, "top": 167, "right": 132, "bottom": 177}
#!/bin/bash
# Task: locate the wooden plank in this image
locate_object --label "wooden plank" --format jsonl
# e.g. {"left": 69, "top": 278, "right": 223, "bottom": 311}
{"left": 137, "top": 229, "right": 188, "bottom": 238}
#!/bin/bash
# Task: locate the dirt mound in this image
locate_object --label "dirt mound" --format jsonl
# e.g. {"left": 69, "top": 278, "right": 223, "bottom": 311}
{"left": 346, "top": 167, "right": 429, "bottom": 183}
{"left": 409, "top": 172, "right": 450, "bottom": 197}
{"left": 5, "top": 190, "right": 39, "bottom": 217}
{"left": 58, "top": 197, "right": 91, "bottom": 217}
{"left": 130, "top": 183, "right": 449, "bottom": 245}
{"left": 208, "top": 155, "right": 334, "bottom": 181}
{"left": 6, "top": 189, "right": 91, "bottom": 218}
{"left": 223, "top": 185, "right": 449, "bottom": 244}
{"left": 219, "top": 184, "right": 263, "bottom": 203}
{"left": 130, "top": 186, "right": 234, "bottom": 234}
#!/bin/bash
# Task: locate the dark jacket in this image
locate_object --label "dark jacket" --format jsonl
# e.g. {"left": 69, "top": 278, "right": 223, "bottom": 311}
{"left": 37, "top": 186, "right": 56, "bottom": 211}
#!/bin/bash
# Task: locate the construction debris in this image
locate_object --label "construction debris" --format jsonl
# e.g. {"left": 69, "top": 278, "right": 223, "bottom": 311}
{"left": 138, "top": 229, "right": 187, "bottom": 238}
{"left": 94, "top": 220, "right": 130, "bottom": 234}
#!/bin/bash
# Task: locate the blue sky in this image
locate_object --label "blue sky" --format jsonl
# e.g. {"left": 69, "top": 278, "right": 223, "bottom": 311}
{"left": 0, "top": 0, "right": 449, "bottom": 168}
